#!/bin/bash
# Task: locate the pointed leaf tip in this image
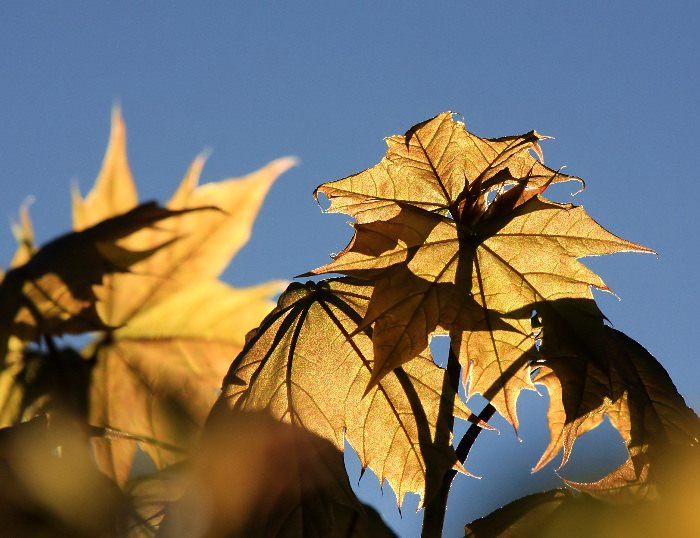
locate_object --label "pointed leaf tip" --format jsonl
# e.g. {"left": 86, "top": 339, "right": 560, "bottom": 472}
{"left": 270, "top": 156, "right": 299, "bottom": 175}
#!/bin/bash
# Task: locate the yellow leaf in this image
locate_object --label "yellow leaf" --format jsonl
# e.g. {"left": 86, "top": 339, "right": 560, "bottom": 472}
{"left": 9, "top": 201, "right": 36, "bottom": 269}
{"left": 0, "top": 203, "right": 202, "bottom": 357}
{"left": 310, "top": 113, "right": 650, "bottom": 428}
{"left": 316, "top": 112, "right": 581, "bottom": 217}
{"left": 72, "top": 106, "right": 138, "bottom": 231}
{"left": 70, "top": 110, "right": 295, "bottom": 484}
{"left": 218, "top": 279, "right": 484, "bottom": 507}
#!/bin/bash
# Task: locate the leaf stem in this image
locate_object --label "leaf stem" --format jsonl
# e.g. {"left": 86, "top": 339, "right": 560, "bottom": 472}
{"left": 421, "top": 346, "right": 495, "bottom": 537}
{"left": 420, "top": 347, "right": 459, "bottom": 538}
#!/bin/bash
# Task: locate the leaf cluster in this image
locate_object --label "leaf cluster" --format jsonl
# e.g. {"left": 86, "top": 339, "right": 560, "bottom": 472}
{"left": 0, "top": 109, "right": 306, "bottom": 535}
{"left": 222, "top": 112, "right": 698, "bottom": 534}
{"left": 0, "top": 110, "right": 696, "bottom": 537}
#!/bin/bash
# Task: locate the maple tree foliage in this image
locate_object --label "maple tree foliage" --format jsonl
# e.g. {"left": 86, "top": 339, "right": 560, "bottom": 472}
{"left": 0, "top": 109, "right": 293, "bottom": 493}
{"left": 0, "top": 110, "right": 697, "bottom": 537}
{"left": 299, "top": 112, "right": 698, "bottom": 533}
{"left": 308, "top": 112, "right": 652, "bottom": 428}
{"left": 70, "top": 109, "right": 293, "bottom": 484}
{"left": 215, "top": 278, "right": 486, "bottom": 506}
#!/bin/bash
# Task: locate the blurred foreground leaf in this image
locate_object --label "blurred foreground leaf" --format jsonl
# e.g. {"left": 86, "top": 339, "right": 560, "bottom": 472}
{"left": 162, "top": 411, "right": 397, "bottom": 537}
{"left": 73, "top": 109, "right": 294, "bottom": 484}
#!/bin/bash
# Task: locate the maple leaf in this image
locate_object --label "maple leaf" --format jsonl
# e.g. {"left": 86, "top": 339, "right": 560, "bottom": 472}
{"left": 309, "top": 112, "right": 652, "bottom": 428}
{"left": 534, "top": 324, "right": 700, "bottom": 500}
{"left": 464, "top": 489, "right": 574, "bottom": 537}
{"left": 314, "top": 111, "right": 580, "bottom": 217}
{"left": 122, "top": 465, "right": 187, "bottom": 537}
{"left": 0, "top": 413, "right": 397, "bottom": 537}
{"left": 9, "top": 201, "right": 36, "bottom": 269}
{"left": 217, "top": 278, "right": 485, "bottom": 507}
{"left": 0, "top": 345, "right": 92, "bottom": 430}
{"left": 0, "top": 202, "right": 201, "bottom": 362}
{"left": 64, "top": 108, "right": 295, "bottom": 484}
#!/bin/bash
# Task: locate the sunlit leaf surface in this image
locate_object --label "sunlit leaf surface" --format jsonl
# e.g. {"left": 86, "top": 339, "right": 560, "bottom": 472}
{"left": 310, "top": 112, "right": 651, "bottom": 428}
{"left": 218, "top": 278, "right": 482, "bottom": 506}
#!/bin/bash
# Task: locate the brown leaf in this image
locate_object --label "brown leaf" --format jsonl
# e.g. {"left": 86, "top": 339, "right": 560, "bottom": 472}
{"left": 0, "top": 346, "right": 92, "bottom": 429}
{"left": 535, "top": 325, "right": 700, "bottom": 500}
{"left": 217, "top": 279, "right": 483, "bottom": 508}
{"left": 465, "top": 461, "right": 700, "bottom": 538}
{"left": 122, "top": 466, "right": 187, "bottom": 537}
{"left": 309, "top": 114, "right": 650, "bottom": 427}
{"left": 162, "top": 411, "right": 397, "bottom": 537}
{"left": 464, "top": 489, "right": 573, "bottom": 538}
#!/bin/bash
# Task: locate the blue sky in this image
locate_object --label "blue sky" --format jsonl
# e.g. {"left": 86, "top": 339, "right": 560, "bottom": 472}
{"left": 1, "top": 2, "right": 698, "bottom": 535}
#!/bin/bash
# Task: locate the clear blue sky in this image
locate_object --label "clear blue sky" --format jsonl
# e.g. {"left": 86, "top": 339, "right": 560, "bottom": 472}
{"left": 1, "top": 2, "right": 698, "bottom": 535}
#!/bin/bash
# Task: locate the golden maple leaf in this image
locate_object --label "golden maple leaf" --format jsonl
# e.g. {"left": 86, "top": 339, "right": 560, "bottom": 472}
{"left": 217, "top": 278, "right": 486, "bottom": 507}
{"left": 67, "top": 108, "right": 294, "bottom": 484}
{"left": 309, "top": 112, "right": 652, "bottom": 428}
{"left": 8, "top": 202, "right": 36, "bottom": 269}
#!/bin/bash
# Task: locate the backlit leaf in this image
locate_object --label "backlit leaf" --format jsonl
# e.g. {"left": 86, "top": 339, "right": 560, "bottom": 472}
{"left": 9, "top": 201, "right": 36, "bottom": 269}
{"left": 309, "top": 113, "right": 651, "bottom": 427}
{"left": 218, "top": 278, "right": 482, "bottom": 507}
{"left": 315, "top": 111, "right": 580, "bottom": 217}
{"left": 0, "top": 202, "right": 200, "bottom": 358}
{"left": 0, "top": 109, "right": 295, "bottom": 485}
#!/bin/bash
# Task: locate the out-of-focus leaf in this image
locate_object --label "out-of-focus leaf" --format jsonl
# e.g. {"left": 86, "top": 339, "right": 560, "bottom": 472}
{"left": 534, "top": 326, "right": 700, "bottom": 500}
{"left": 9, "top": 201, "right": 36, "bottom": 269}
{"left": 0, "top": 346, "right": 92, "bottom": 428}
{"left": 309, "top": 113, "right": 651, "bottom": 428}
{"left": 161, "top": 411, "right": 397, "bottom": 537}
{"left": 72, "top": 106, "right": 138, "bottom": 230}
{"left": 122, "top": 466, "right": 187, "bottom": 538}
{"left": 0, "top": 414, "right": 395, "bottom": 537}
{"left": 67, "top": 109, "right": 294, "bottom": 484}
{"left": 0, "top": 202, "right": 201, "bottom": 358}
{"left": 0, "top": 416, "right": 125, "bottom": 537}
{"left": 217, "top": 279, "right": 484, "bottom": 508}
